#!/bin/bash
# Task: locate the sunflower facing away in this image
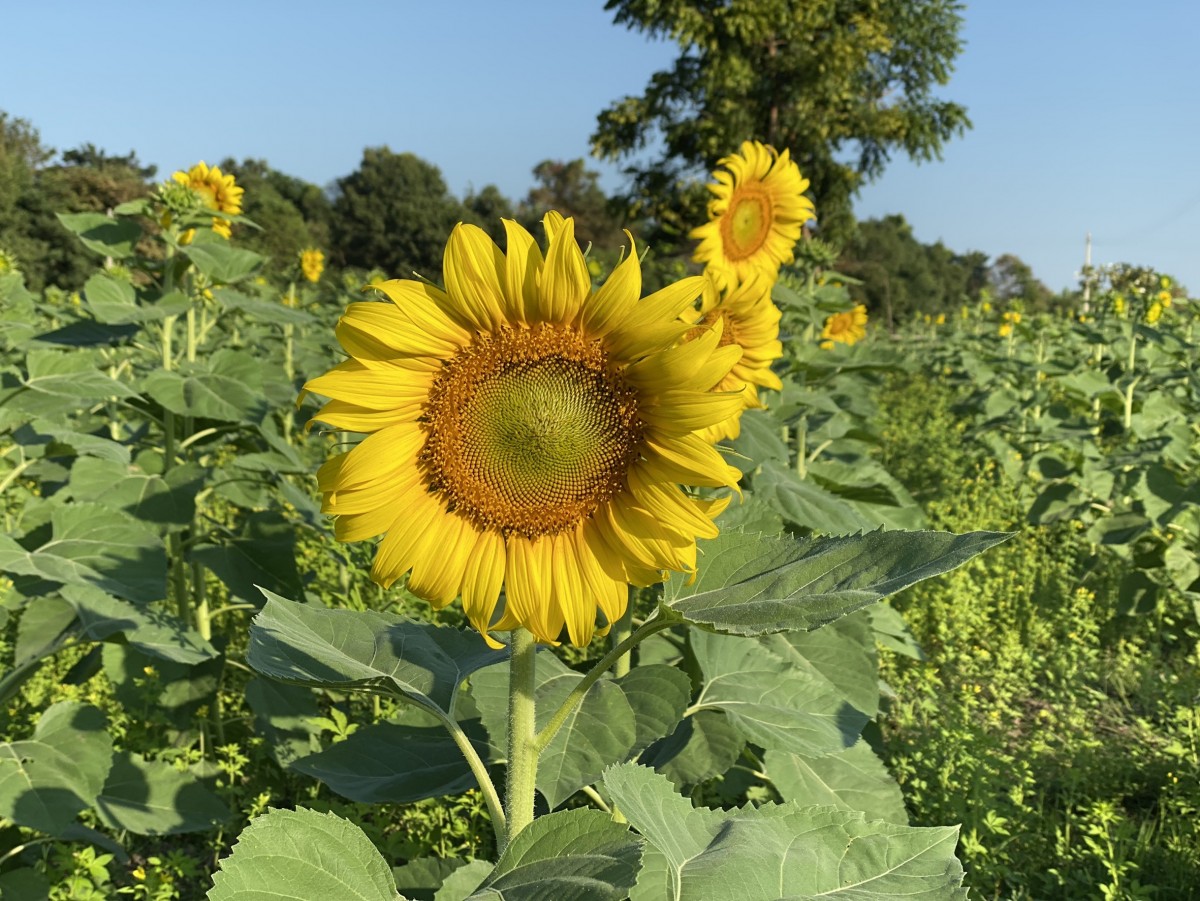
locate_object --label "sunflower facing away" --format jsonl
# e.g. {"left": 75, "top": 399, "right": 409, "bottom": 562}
{"left": 305, "top": 214, "right": 744, "bottom": 647}
{"left": 820, "top": 304, "right": 869, "bottom": 349}
{"left": 172, "top": 161, "right": 244, "bottom": 239}
{"left": 683, "top": 271, "right": 783, "bottom": 441}
{"left": 690, "top": 141, "right": 815, "bottom": 291}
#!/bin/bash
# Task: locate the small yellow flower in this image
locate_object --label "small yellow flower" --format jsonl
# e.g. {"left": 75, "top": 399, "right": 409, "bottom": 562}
{"left": 923, "top": 313, "right": 932, "bottom": 325}
{"left": 300, "top": 248, "right": 325, "bottom": 283}
{"left": 998, "top": 323, "right": 1013, "bottom": 337}
{"left": 172, "top": 161, "right": 244, "bottom": 239}
{"left": 935, "top": 313, "right": 946, "bottom": 325}
{"left": 1157, "top": 289, "right": 1172, "bottom": 307}
{"left": 0, "top": 247, "right": 20, "bottom": 276}
{"left": 1146, "top": 301, "right": 1163, "bottom": 324}
{"left": 821, "top": 304, "right": 868, "bottom": 347}
{"left": 1113, "top": 294, "right": 1125, "bottom": 316}
{"left": 1160, "top": 275, "right": 1171, "bottom": 289}
{"left": 1002, "top": 311, "right": 1022, "bottom": 325}
{"left": 981, "top": 301, "right": 993, "bottom": 314}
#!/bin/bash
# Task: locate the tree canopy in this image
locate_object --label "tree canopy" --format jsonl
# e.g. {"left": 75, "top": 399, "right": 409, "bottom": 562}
{"left": 592, "top": 0, "right": 971, "bottom": 245}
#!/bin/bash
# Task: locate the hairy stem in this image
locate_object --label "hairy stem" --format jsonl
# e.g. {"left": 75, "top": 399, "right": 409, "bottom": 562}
{"left": 505, "top": 627, "right": 539, "bottom": 843}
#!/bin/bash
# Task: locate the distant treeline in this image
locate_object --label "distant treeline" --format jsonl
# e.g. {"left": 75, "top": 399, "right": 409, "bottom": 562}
{"left": 1, "top": 110, "right": 1061, "bottom": 318}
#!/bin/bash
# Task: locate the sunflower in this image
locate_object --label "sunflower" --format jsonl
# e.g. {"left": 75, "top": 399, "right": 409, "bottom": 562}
{"left": 0, "top": 247, "right": 18, "bottom": 276}
{"left": 683, "top": 271, "right": 783, "bottom": 441}
{"left": 172, "top": 161, "right": 243, "bottom": 239}
{"left": 821, "top": 304, "right": 868, "bottom": 347}
{"left": 300, "top": 248, "right": 325, "bottom": 283}
{"left": 690, "top": 141, "right": 815, "bottom": 290}
{"left": 304, "top": 214, "right": 744, "bottom": 648}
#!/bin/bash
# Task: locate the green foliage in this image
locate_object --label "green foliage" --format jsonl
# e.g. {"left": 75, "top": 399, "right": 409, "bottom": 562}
{"left": 593, "top": 0, "right": 971, "bottom": 243}
{"left": 331, "top": 147, "right": 467, "bottom": 279}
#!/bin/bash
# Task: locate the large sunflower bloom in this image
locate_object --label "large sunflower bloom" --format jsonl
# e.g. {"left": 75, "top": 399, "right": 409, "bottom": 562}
{"left": 304, "top": 214, "right": 744, "bottom": 648}
{"left": 821, "top": 304, "right": 868, "bottom": 347}
{"left": 683, "top": 271, "right": 783, "bottom": 441}
{"left": 690, "top": 141, "right": 815, "bottom": 290}
{"left": 172, "top": 161, "right": 243, "bottom": 239}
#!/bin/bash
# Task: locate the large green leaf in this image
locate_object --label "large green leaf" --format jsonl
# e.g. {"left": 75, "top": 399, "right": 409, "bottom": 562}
{"left": 606, "top": 763, "right": 966, "bottom": 901}
{"left": 208, "top": 807, "right": 404, "bottom": 900}
{"left": 291, "top": 718, "right": 483, "bottom": 804}
{"left": 14, "top": 596, "right": 78, "bottom": 665}
{"left": 754, "top": 462, "right": 875, "bottom": 534}
{"left": 393, "top": 858, "right": 476, "bottom": 901}
{"left": 471, "top": 653, "right": 639, "bottom": 809}
{"left": 615, "top": 665, "right": 692, "bottom": 756}
{"left": 142, "top": 349, "right": 267, "bottom": 422}
{"left": 12, "top": 349, "right": 136, "bottom": 417}
{"left": 765, "top": 741, "right": 908, "bottom": 825}
{"left": 95, "top": 751, "right": 230, "bottom": 835}
{"left": 663, "top": 527, "right": 1010, "bottom": 636}
{"left": 217, "top": 289, "right": 317, "bottom": 325}
{"left": 248, "top": 591, "right": 503, "bottom": 714}
{"left": 462, "top": 808, "right": 642, "bottom": 901}
{"left": 0, "top": 503, "right": 167, "bottom": 603}
{"left": 192, "top": 511, "right": 303, "bottom": 604}
{"left": 57, "top": 212, "right": 142, "bottom": 258}
{"left": 763, "top": 610, "right": 880, "bottom": 718}
{"left": 182, "top": 244, "right": 264, "bottom": 284}
{"left": 0, "top": 702, "right": 114, "bottom": 836}
{"left": 689, "top": 630, "right": 865, "bottom": 757}
{"left": 68, "top": 457, "right": 204, "bottom": 527}
{"left": 83, "top": 274, "right": 191, "bottom": 325}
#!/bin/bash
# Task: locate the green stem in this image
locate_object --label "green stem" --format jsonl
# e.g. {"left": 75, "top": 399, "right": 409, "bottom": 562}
{"left": 795, "top": 415, "right": 808, "bottom": 479}
{"left": 534, "top": 616, "right": 674, "bottom": 755}
{"left": 425, "top": 701, "right": 507, "bottom": 848}
{"left": 1123, "top": 323, "right": 1138, "bottom": 430}
{"left": 610, "top": 587, "right": 636, "bottom": 679}
{"left": 505, "top": 628, "right": 539, "bottom": 842}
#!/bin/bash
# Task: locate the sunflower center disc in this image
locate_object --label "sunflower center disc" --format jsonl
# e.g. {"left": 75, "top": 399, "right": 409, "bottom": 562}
{"left": 722, "top": 187, "right": 772, "bottom": 260}
{"left": 422, "top": 326, "right": 642, "bottom": 538}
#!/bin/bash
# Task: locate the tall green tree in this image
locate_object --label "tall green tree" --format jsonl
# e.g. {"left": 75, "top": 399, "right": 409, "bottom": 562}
{"left": 462, "top": 184, "right": 515, "bottom": 244}
{"left": 592, "top": 0, "right": 971, "bottom": 244}
{"left": 331, "top": 147, "right": 464, "bottom": 279}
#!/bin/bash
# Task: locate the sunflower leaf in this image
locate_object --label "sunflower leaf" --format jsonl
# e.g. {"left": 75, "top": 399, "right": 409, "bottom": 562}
{"left": 764, "top": 741, "right": 908, "bottom": 825}
{"left": 208, "top": 807, "right": 404, "bottom": 901}
{"left": 663, "top": 527, "right": 1010, "bottom": 636}
{"left": 463, "top": 808, "right": 642, "bottom": 901}
{"left": 247, "top": 590, "right": 504, "bottom": 714}
{"left": 605, "top": 763, "right": 966, "bottom": 901}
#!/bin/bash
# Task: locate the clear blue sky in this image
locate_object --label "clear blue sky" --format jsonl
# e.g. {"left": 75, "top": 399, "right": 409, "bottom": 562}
{"left": 3, "top": 1, "right": 1197, "bottom": 293}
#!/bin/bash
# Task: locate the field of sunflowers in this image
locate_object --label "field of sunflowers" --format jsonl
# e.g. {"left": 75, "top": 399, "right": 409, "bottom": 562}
{"left": 0, "top": 140, "right": 1197, "bottom": 901}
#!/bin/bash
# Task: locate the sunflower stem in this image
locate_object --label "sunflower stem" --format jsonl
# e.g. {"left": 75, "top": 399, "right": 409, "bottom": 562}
{"left": 505, "top": 627, "right": 539, "bottom": 842}
{"left": 610, "top": 587, "right": 636, "bottom": 679}
{"left": 533, "top": 616, "right": 674, "bottom": 756}
{"left": 423, "top": 700, "right": 507, "bottom": 850}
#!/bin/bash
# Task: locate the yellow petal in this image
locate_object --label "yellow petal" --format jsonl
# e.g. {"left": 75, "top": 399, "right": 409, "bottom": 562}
{"left": 368, "top": 279, "right": 470, "bottom": 349}
{"left": 443, "top": 223, "right": 508, "bottom": 332}
{"left": 581, "top": 231, "right": 640, "bottom": 338}
{"left": 461, "top": 528, "right": 507, "bottom": 644}
{"left": 501, "top": 219, "right": 543, "bottom": 325}
{"left": 319, "top": 424, "right": 423, "bottom": 491}
{"left": 606, "top": 276, "right": 705, "bottom": 360}
{"left": 304, "top": 359, "right": 433, "bottom": 412}
{"left": 534, "top": 216, "right": 589, "bottom": 323}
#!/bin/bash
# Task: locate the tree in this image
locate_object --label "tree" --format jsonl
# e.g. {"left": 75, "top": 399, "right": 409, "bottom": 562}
{"left": 988, "top": 253, "right": 1052, "bottom": 309}
{"left": 330, "top": 147, "right": 464, "bottom": 279}
{"left": 592, "top": 0, "right": 971, "bottom": 245}
{"left": 839, "top": 214, "right": 987, "bottom": 325}
{"left": 462, "top": 184, "right": 514, "bottom": 244}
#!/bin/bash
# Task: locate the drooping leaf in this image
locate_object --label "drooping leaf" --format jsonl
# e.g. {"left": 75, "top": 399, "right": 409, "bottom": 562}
{"left": 248, "top": 591, "right": 503, "bottom": 714}
{"left": 765, "top": 741, "right": 908, "bottom": 824}
{"left": 615, "top": 665, "right": 692, "bottom": 757}
{"left": 95, "top": 751, "right": 230, "bottom": 835}
{"left": 0, "top": 702, "right": 114, "bottom": 836}
{"left": 606, "top": 763, "right": 966, "bottom": 901}
{"left": 14, "top": 596, "right": 78, "bottom": 665}
{"left": 663, "top": 527, "right": 1010, "bottom": 636}
{"left": 208, "top": 807, "right": 403, "bottom": 900}
{"left": 463, "top": 808, "right": 642, "bottom": 901}
{"left": 192, "top": 511, "right": 303, "bottom": 604}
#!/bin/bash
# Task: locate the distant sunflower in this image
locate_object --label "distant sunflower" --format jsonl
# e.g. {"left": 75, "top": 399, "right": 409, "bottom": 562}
{"left": 305, "top": 214, "right": 743, "bottom": 647}
{"left": 172, "top": 161, "right": 243, "bottom": 239}
{"left": 690, "top": 141, "right": 815, "bottom": 290}
{"left": 683, "top": 271, "right": 783, "bottom": 441}
{"left": 300, "top": 248, "right": 325, "bottom": 283}
{"left": 821, "top": 304, "right": 868, "bottom": 347}
{"left": 0, "top": 248, "right": 18, "bottom": 276}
